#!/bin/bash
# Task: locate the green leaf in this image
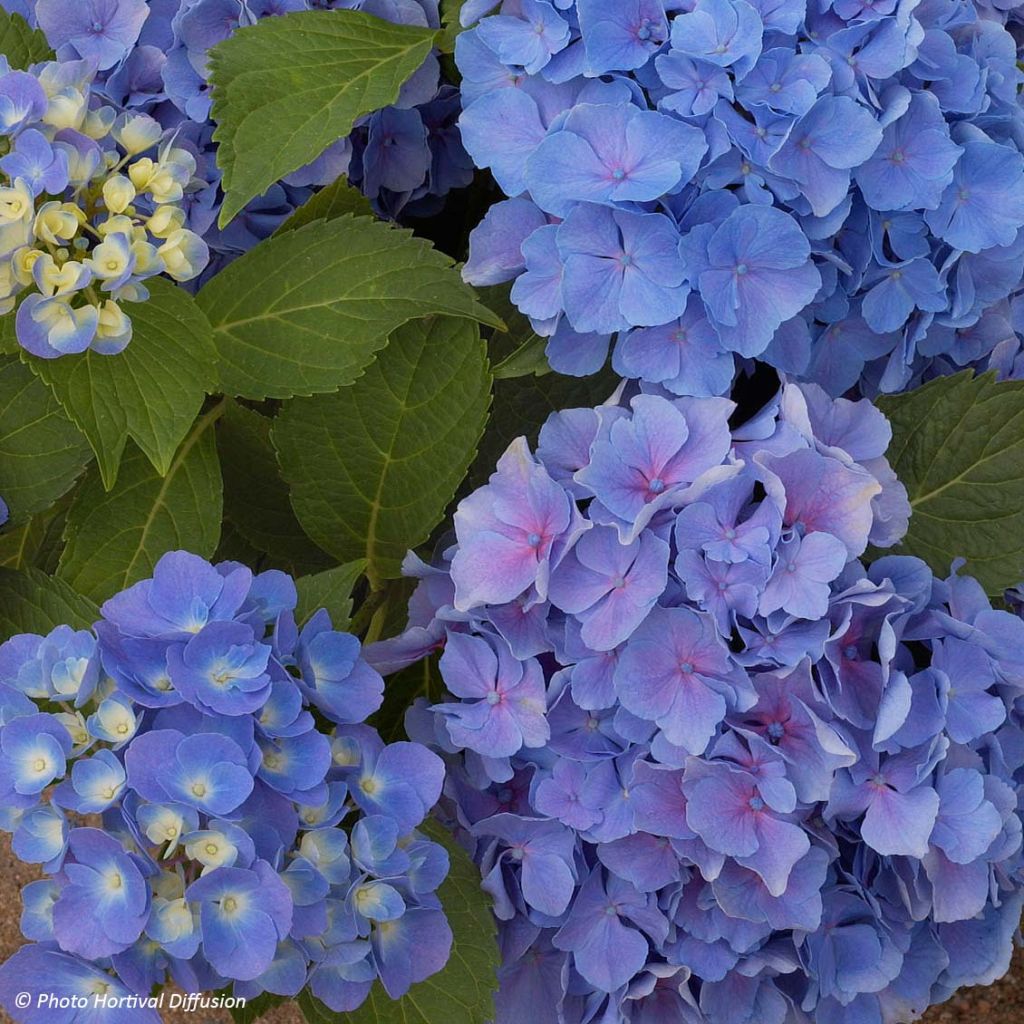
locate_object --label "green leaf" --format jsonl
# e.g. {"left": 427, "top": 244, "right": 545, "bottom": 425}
{"left": 0, "top": 315, "right": 18, "bottom": 354}
{"left": 216, "top": 401, "right": 333, "bottom": 575}
{"left": 198, "top": 216, "right": 501, "bottom": 401}
{"left": 0, "top": 567, "right": 98, "bottom": 637}
{"left": 492, "top": 332, "right": 550, "bottom": 379}
{"left": 276, "top": 177, "right": 374, "bottom": 235}
{"left": 58, "top": 406, "right": 224, "bottom": 603}
{"left": 209, "top": 8, "right": 436, "bottom": 226}
{"left": 295, "top": 560, "right": 366, "bottom": 629}
{"left": 298, "top": 817, "right": 497, "bottom": 1024}
{"left": 0, "top": 10, "right": 53, "bottom": 68}
{"left": 23, "top": 279, "right": 218, "bottom": 490}
{"left": 274, "top": 316, "right": 491, "bottom": 587}
{"left": 0, "top": 517, "right": 48, "bottom": 570}
{"left": 439, "top": 0, "right": 466, "bottom": 52}
{"left": 0, "top": 359, "right": 91, "bottom": 525}
{"left": 0, "top": 498, "right": 68, "bottom": 572}
{"left": 876, "top": 371, "right": 1024, "bottom": 595}
{"left": 481, "top": 283, "right": 552, "bottom": 380}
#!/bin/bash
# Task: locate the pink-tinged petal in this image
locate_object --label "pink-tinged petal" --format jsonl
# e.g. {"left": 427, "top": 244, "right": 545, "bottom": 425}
{"left": 609, "top": 394, "right": 690, "bottom": 477}
{"left": 759, "top": 448, "right": 881, "bottom": 557}
{"left": 685, "top": 771, "right": 759, "bottom": 857}
{"left": 615, "top": 638, "right": 680, "bottom": 720}
{"left": 662, "top": 674, "right": 728, "bottom": 754}
{"left": 862, "top": 785, "right": 940, "bottom": 858}
{"left": 451, "top": 531, "right": 540, "bottom": 610}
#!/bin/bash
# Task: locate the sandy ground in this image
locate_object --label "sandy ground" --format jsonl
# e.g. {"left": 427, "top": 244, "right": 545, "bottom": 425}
{"left": 0, "top": 833, "right": 1019, "bottom": 1024}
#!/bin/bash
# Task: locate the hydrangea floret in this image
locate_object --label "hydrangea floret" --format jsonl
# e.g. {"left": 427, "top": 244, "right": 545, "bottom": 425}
{"left": 457, "top": 0, "right": 1024, "bottom": 396}
{"left": 0, "top": 551, "right": 451, "bottom": 1017}
{"left": 373, "top": 381, "right": 1024, "bottom": 1024}
{"left": 0, "top": 56, "right": 209, "bottom": 357}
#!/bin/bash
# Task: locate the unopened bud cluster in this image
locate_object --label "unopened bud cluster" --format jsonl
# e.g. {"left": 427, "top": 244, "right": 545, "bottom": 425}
{"left": 0, "top": 58, "right": 208, "bottom": 359}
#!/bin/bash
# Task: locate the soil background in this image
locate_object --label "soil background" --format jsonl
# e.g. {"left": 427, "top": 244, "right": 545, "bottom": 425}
{"left": 0, "top": 833, "right": 1018, "bottom": 1023}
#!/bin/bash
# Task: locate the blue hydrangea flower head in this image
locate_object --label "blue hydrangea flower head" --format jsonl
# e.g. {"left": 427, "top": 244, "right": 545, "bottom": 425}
{"left": 0, "top": 551, "right": 452, "bottom": 1016}
{"left": 455, "top": 0, "right": 1024, "bottom": 395}
{"left": 376, "top": 380, "right": 1024, "bottom": 1023}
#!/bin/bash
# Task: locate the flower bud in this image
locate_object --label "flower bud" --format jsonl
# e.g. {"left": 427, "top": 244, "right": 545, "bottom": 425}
{"left": 158, "top": 229, "right": 209, "bottom": 282}
{"left": 127, "top": 158, "right": 156, "bottom": 192}
{"left": 0, "top": 180, "right": 34, "bottom": 224}
{"left": 102, "top": 175, "right": 136, "bottom": 215}
{"left": 13, "top": 246, "right": 44, "bottom": 286}
{"left": 113, "top": 113, "right": 163, "bottom": 156}
{"left": 43, "top": 87, "right": 87, "bottom": 132}
{"left": 147, "top": 205, "right": 186, "bottom": 239}
{"left": 33, "top": 201, "right": 79, "bottom": 245}
{"left": 98, "top": 214, "right": 136, "bottom": 238}
{"left": 83, "top": 106, "right": 116, "bottom": 141}
{"left": 94, "top": 298, "right": 133, "bottom": 355}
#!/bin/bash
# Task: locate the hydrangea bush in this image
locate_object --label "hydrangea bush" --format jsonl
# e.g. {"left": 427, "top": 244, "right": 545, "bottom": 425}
{"left": 0, "top": 550, "right": 451, "bottom": 1016}
{"left": 374, "top": 381, "right": 1024, "bottom": 1022}
{"left": 457, "top": 0, "right": 1024, "bottom": 395}
{"left": 0, "top": 1, "right": 1023, "bottom": 1023}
